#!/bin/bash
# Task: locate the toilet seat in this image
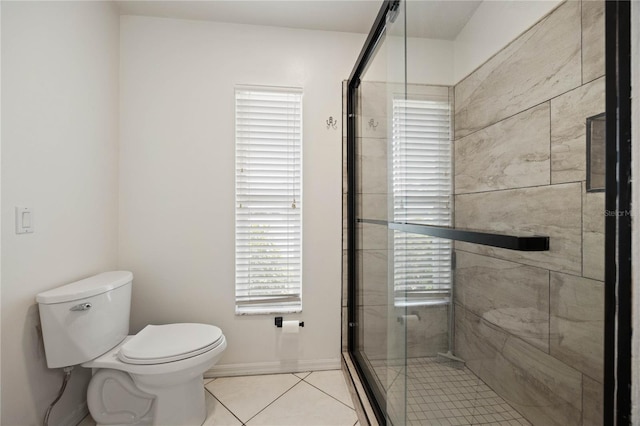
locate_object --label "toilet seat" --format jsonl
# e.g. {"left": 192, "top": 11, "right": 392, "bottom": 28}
{"left": 119, "top": 323, "right": 224, "bottom": 365}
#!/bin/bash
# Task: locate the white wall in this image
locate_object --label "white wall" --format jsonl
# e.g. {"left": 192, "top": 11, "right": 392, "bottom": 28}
{"left": 1, "top": 2, "right": 119, "bottom": 424}
{"left": 453, "top": 0, "right": 563, "bottom": 82}
{"left": 118, "top": 16, "right": 364, "bottom": 373}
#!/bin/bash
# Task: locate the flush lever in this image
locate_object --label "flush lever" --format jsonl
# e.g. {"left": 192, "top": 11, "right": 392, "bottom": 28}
{"left": 70, "top": 303, "right": 92, "bottom": 311}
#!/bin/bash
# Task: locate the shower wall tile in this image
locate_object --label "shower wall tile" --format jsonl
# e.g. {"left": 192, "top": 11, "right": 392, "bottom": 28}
{"left": 342, "top": 306, "right": 348, "bottom": 352}
{"left": 454, "top": 1, "right": 581, "bottom": 138}
{"left": 358, "top": 82, "right": 387, "bottom": 139}
{"left": 582, "top": 375, "right": 604, "bottom": 426}
{"left": 455, "top": 307, "right": 582, "bottom": 426}
{"left": 583, "top": 188, "right": 605, "bottom": 281}
{"left": 342, "top": 193, "right": 348, "bottom": 250}
{"left": 400, "top": 305, "right": 449, "bottom": 358}
{"left": 342, "top": 137, "right": 348, "bottom": 195}
{"left": 454, "top": 183, "right": 582, "bottom": 274}
{"left": 361, "top": 194, "right": 388, "bottom": 221}
{"left": 362, "top": 305, "right": 388, "bottom": 361}
{"left": 550, "top": 272, "right": 604, "bottom": 383}
{"left": 360, "top": 137, "right": 388, "bottom": 194}
{"left": 454, "top": 251, "right": 550, "bottom": 352}
{"left": 582, "top": 0, "right": 605, "bottom": 83}
{"left": 342, "top": 250, "right": 348, "bottom": 307}
{"left": 361, "top": 223, "right": 388, "bottom": 250}
{"left": 360, "top": 250, "right": 388, "bottom": 306}
{"left": 454, "top": 103, "right": 550, "bottom": 194}
{"left": 550, "top": 77, "right": 605, "bottom": 184}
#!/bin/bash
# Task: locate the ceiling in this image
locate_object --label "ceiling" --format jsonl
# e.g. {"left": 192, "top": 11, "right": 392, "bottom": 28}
{"left": 116, "top": 1, "right": 482, "bottom": 41}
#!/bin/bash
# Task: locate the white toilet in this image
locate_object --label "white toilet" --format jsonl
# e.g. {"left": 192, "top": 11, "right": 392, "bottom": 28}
{"left": 36, "top": 271, "right": 227, "bottom": 426}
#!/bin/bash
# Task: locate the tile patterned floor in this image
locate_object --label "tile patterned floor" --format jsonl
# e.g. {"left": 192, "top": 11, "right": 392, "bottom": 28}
{"left": 78, "top": 370, "right": 359, "bottom": 426}
{"left": 404, "top": 357, "right": 531, "bottom": 426}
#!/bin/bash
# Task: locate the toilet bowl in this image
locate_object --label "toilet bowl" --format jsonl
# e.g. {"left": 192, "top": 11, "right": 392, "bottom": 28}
{"left": 36, "top": 271, "right": 227, "bottom": 426}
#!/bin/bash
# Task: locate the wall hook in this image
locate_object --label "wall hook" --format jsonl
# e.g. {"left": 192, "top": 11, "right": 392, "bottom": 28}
{"left": 326, "top": 116, "right": 338, "bottom": 130}
{"left": 368, "top": 118, "right": 378, "bottom": 130}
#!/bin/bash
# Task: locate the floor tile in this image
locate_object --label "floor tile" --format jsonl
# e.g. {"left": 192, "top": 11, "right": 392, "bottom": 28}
{"left": 247, "top": 381, "right": 358, "bottom": 426}
{"left": 206, "top": 373, "right": 300, "bottom": 422}
{"left": 304, "top": 370, "right": 354, "bottom": 408}
{"left": 203, "top": 391, "right": 242, "bottom": 426}
{"left": 294, "top": 371, "right": 311, "bottom": 379}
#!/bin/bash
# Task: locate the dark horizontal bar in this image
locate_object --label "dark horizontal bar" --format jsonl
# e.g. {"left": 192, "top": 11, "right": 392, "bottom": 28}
{"left": 358, "top": 219, "right": 549, "bottom": 252}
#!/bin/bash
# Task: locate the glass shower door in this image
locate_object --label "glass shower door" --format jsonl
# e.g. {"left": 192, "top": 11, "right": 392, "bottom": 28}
{"left": 351, "top": 1, "right": 407, "bottom": 424}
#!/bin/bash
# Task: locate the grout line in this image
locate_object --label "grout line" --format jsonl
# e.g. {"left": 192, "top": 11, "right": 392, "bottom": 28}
{"left": 455, "top": 180, "right": 582, "bottom": 198}
{"left": 302, "top": 378, "right": 357, "bottom": 411}
{"left": 580, "top": 0, "right": 584, "bottom": 86}
{"left": 243, "top": 375, "right": 303, "bottom": 424}
{"left": 455, "top": 77, "right": 596, "bottom": 144}
{"left": 204, "top": 388, "right": 246, "bottom": 425}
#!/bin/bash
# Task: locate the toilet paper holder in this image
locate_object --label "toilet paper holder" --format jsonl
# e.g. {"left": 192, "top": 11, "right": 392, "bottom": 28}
{"left": 275, "top": 317, "right": 304, "bottom": 328}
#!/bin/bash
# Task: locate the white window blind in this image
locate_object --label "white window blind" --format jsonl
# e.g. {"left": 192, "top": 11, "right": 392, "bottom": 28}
{"left": 392, "top": 96, "right": 452, "bottom": 306}
{"left": 235, "top": 87, "right": 303, "bottom": 314}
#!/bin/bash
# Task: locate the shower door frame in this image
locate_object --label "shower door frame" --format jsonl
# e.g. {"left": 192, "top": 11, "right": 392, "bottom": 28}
{"left": 604, "top": 0, "right": 632, "bottom": 424}
{"left": 346, "top": 1, "right": 402, "bottom": 423}
{"left": 346, "top": 1, "right": 634, "bottom": 425}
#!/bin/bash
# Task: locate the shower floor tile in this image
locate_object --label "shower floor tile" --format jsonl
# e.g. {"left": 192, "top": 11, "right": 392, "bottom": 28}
{"left": 368, "top": 356, "right": 530, "bottom": 425}
{"left": 404, "top": 357, "right": 531, "bottom": 426}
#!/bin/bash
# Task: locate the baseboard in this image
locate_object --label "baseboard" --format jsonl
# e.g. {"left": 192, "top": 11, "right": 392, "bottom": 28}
{"left": 60, "top": 401, "right": 89, "bottom": 426}
{"left": 205, "top": 358, "right": 341, "bottom": 378}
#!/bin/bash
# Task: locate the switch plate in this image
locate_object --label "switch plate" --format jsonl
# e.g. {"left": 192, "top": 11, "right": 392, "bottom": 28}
{"left": 16, "top": 206, "right": 33, "bottom": 234}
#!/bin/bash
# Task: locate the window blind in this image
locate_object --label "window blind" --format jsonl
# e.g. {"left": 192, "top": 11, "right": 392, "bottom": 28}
{"left": 391, "top": 96, "right": 452, "bottom": 306}
{"left": 235, "top": 87, "right": 303, "bottom": 314}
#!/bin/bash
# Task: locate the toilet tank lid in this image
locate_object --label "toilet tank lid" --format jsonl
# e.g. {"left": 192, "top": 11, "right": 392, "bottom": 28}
{"left": 36, "top": 271, "right": 133, "bottom": 304}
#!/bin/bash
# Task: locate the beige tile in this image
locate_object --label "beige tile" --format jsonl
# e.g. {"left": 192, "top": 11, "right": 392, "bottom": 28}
{"left": 455, "top": 251, "right": 550, "bottom": 352}
{"left": 342, "top": 306, "right": 348, "bottom": 352}
{"left": 361, "top": 250, "right": 388, "bottom": 306}
{"left": 305, "top": 370, "right": 355, "bottom": 408}
{"left": 582, "top": 0, "right": 605, "bottom": 83}
{"left": 362, "top": 305, "right": 388, "bottom": 361}
{"left": 397, "top": 305, "right": 449, "bottom": 358}
{"left": 455, "top": 307, "right": 582, "bottom": 426}
{"left": 294, "top": 371, "right": 312, "bottom": 379}
{"left": 550, "top": 272, "right": 604, "bottom": 382}
{"left": 455, "top": 183, "right": 582, "bottom": 274}
{"left": 360, "top": 137, "right": 388, "bottom": 194}
{"left": 361, "top": 223, "right": 388, "bottom": 250}
{"left": 358, "top": 82, "right": 388, "bottom": 140}
{"left": 583, "top": 188, "right": 605, "bottom": 281}
{"left": 455, "top": 1, "right": 581, "bottom": 138}
{"left": 205, "top": 374, "right": 300, "bottom": 422}
{"left": 342, "top": 250, "right": 348, "bottom": 307}
{"left": 360, "top": 193, "right": 388, "bottom": 221}
{"left": 455, "top": 103, "right": 550, "bottom": 194}
{"left": 203, "top": 392, "right": 243, "bottom": 426}
{"left": 550, "top": 77, "right": 605, "bottom": 183}
{"left": 247, "top": 381, "right": 358, "bottom": 425}
{"left": 582, "top": 375, "right": 603, "bottom": 426}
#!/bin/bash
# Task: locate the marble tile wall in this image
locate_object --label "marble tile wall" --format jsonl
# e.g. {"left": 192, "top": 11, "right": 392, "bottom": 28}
{"left": 454, "top": 1, "right": 581, "bottom": 139}
{"left": 453, "top": 1, "right": 605, "bottom": 425}
{"left": 454, "top": 103, "right": 550, "bottom": 194}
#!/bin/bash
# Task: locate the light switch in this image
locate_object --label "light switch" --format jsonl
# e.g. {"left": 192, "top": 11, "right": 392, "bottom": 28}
{"left": 16, "top": 206, "right": 33, "bottom": 234}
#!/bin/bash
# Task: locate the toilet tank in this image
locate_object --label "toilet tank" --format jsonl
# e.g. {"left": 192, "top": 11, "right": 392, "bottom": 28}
{"left": 36, "top": 271, "right": 133, "bottom": 368}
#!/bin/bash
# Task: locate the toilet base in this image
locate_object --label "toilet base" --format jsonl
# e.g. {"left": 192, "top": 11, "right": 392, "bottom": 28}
{"left": 88, "top": 369, "right": 208, "bottom": 426}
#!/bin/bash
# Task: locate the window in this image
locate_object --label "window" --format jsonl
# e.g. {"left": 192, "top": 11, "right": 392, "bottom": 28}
{"left": 235, "top": 87, "right": 303, "bottom": 314}
{"left": 392, "top": 96, "right": 452, "bottom": 306}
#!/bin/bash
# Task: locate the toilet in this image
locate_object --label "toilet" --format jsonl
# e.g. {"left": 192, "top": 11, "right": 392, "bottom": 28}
{"left": 36, "top": 271, "right": 227, "bottom": 426}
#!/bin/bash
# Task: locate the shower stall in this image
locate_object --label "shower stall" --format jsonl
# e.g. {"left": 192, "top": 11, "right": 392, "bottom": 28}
{"left": 343, "top": 1, "right": 632, "bottom": 425}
